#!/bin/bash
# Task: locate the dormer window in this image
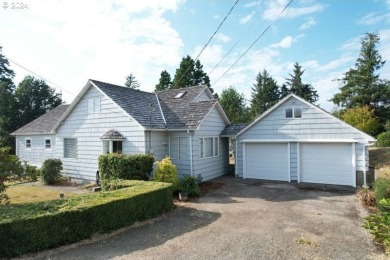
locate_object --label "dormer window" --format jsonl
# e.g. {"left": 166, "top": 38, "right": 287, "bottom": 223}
{"left": 285, "top": 108, "right": 302, "bottom": 118}
{"left": 174, "top": 91, "right": 186, "bottom": 99}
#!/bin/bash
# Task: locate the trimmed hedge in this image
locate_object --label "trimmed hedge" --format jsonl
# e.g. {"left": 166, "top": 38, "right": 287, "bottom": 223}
{"left": 99, "top": 154, "right": 155, "bottom": 182}
{"left": 0, "top": 181, "right": 173, "bottom": 257}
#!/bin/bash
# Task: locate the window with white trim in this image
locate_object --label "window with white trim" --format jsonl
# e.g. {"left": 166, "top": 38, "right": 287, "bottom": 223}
{"left": 285, "top": 108, "right": 302, "bottom": 118}
{"left": 64, "top": 138, "right": 77, "bottom": 158}
{"left": 88, "top": 97, "right": 101, "bottom": 114}
{"left": 45, "top": 138, "right": 51, "bottom": 149}
{"left": 169, "top": 137, "right": 188, "bottom": 159}
{"left": 25, "top": 138, "right": 31, "bottom": 149}
{"left": 200, "top": 137, "right": 219, "bottom": 158}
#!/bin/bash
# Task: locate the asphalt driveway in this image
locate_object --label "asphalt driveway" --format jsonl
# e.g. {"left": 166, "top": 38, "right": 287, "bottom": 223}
{"left": 23, "top": 180, "right": 385, "bottom": 260}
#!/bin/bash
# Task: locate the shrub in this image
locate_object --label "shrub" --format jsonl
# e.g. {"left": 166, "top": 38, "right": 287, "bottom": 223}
{"left": 179, "top": 175, "right": 201, "bottom": 196}
{"left": 374, "top": 178, "right": 390, "bottom": 211}
{"left": 377, "top": 132, "right": 390, "bottom": 147}
{"left": 0, "top": 181, "right": 173, "bottom": 257}
{"left": 153, "top": 157, "right": 178, "bottom": 191}
{"left": 364, "top": 199, "right": 390, "bottom": 255}
{"left": 0, "top": 147, "right": 24, "bottom": 204}
{"left": 23, "top": 162, "right": 40, "bottom": 182}
{"left": 41, "top": 159, "right": 63, "bottom": 185}
{"left": 99, "top": 154, "right": 155, "bottom": 184}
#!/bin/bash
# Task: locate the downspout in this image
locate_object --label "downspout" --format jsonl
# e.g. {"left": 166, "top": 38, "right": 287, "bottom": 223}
{"left": 189, "top": 129, "right": 193, "bottom": 177}
{"left": 235, "top": 137, "right": 238, "bottom": 178}
{"left": 363, "top": 145, "right": 367, "bottom": 187}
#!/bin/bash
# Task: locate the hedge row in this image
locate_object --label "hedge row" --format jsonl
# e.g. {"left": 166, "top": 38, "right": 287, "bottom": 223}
{"left": 98, "top": 153, "right": 155, "bottom": 181}
{"left": 0, "top": 181, "right": 173, "bottom": 257}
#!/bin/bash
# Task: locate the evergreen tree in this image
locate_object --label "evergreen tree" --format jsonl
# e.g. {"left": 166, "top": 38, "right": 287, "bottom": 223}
{"left": 219, "top": 86, "right": 250, "bottom": 123}
{"left": 124, "top": 73, "right": 140, "bottom": 89}
{"left": 15, "top": 76, "right": 63, "bottom": 129}
{"left": 331, "top": 32, "right": 390, "bottom": 128}
{"left": 172, "top": 55, "right": 216, "bottom": 97}
{"left": 0, "top": 46, "right": 17, "bottom": 150}
{"left": 285, "top": 62, "right": 318, "bottom": 103}
{"left": 155, "top": 70, "right": 172, "bottom": 91}
{"left": 250, "top": 70, "right": 280, "bottom": 118}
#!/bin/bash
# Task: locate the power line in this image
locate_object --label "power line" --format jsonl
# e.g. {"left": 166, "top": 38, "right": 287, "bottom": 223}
{"left": 212, "top": 0, "right": 294, "bottom": 86}
{"left": 174, "top": 0, "right": 240, "bottom": 87}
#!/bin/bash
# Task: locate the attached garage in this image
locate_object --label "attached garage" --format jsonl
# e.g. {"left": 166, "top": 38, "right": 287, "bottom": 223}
{"left": 244, "top": 143, "right": 289, "bottom": 181}
{"left": 299, "top": 143, "right": 354, "bottom": 186}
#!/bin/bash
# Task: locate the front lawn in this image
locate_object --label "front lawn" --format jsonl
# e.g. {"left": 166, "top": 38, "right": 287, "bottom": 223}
{"left": 6, "top": 184, "right": 77, "bottom": 203}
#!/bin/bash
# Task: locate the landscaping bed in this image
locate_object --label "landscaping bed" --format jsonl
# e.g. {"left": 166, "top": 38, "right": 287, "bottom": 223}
{"left": 0, "top": 180, "right": 173, "bottom": 257}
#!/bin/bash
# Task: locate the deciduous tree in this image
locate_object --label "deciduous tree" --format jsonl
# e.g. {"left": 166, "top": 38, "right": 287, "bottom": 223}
{"left": 341, "top": 106, "right": 380, "bottom": 135}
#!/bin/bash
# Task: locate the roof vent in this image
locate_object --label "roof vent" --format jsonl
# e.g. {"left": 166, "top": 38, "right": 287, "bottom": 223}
{"left": 174, "top": 91, "right": 187, "bottom": 99}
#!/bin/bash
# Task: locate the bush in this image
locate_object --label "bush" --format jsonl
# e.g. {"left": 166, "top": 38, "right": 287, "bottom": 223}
{"left": 0, "top": 181, "right": 173, "bottom": 257}
{"left": 0, "top": 147, "right": 24, "bottom": 204}
{"left": 377, "top": 132, "right": 390, "bottom": 147}
{"left": 374, "top": 178, "right": 390, "bottom": 210}
{"left": 99, "top": 154, "right": 155, "bottom": 184}
{"left": 23, "top": 162, "right": 40, "bottom": 182}
{"left": 179, "top": 175, "right": 201, "bottom": 196}
{"left": 153, "top": 157, "right": 178, "bottom": 191}
{"left": 364, "top": 199, "right": 390, "bottom": 255}
{"left": 41, "top": 159, "right": 63, "bottom": 185}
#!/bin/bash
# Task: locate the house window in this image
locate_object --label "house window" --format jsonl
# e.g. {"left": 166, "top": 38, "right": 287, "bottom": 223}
{"left": 88, "top": 97, "right": 101, "bottom": 114}
{"left": 64, "top": 138, "right": 77, "bottom": 159}
{"left": 102, "top": 140, "right": 123, "bottom": 154}
{"left": 45, "top": 138, "right": 51, "bottom": 149}
{"left": 285, "top": 108, "right": 302, "bottom": 118}
{"left": 25, "top": 138, "right": 31, "bottom": 149}
{"left": 200, "top": 137, "right": 219, "bottom": 158}
{"left": 169, "top": 137, "right": 188, "bottom": 159}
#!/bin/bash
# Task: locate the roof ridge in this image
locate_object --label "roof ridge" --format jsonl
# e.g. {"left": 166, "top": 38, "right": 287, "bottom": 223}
{"left": 155, "top": 85, "right": 207, "bottom": 93}
{"left": 90, "top": 79, "right": 154, "bottom": 96}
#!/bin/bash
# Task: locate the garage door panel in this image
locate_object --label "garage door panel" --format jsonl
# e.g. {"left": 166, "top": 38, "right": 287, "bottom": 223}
{"left": 300, "top": 143, "right": 352, "bottom": 186}
{"left": 245, "top": 143, "right": 288, "bottom": 181}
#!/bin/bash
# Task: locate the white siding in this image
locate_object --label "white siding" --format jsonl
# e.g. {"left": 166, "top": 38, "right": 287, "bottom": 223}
{"left": 167, "top": 131, "right": 191, "bottom": 177}
{"left": 194, "top": 89, "right": 212, "bottom": 101}
{"left": 56, "top": 86, "right": 145, "bottom": 180}
{"left": 236, "top": 96, "right": 372, "bottom": 177}
{"left": 146, "top": 131, "right": 168, "bottom": 161}
{"left": 193, "top": 106, "right": 229, "bottom": 181}
{"left": 16, "top": 135, "right": 57, "bottom": 167}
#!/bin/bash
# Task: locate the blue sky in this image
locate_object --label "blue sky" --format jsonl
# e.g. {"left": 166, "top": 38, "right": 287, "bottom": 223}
{"left": 1, "top": 0, "right": 390, "bottom": 112}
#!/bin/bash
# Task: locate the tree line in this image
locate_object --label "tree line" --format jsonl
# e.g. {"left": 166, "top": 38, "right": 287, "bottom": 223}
{"left": 219, "top": 32, "right": 390, "bottom": 137}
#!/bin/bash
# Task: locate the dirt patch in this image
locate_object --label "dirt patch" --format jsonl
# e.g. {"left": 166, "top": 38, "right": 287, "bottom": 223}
{"left": 199, "top": 181, "right": 227, "bottom": 195}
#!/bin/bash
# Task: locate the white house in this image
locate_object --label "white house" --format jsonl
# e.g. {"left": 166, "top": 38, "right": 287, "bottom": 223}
{"left": 12, "top": 80, "right": 230, "bottom": 182}
{"left": 224, "top": 94, "right": 375, "bottom": 187}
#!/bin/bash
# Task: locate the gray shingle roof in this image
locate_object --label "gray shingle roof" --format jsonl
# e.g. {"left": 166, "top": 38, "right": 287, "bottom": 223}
{"left": 91, "top": 80, "right": 166, "bottom": 129}
{"left": 100, "top": 129, "right": 126, "bottom": 140}
{"left": 12, "top": 105, "right": 69, "bottom": 135}
{"left": 156, "top": 86, "right": 217, "bottom": 129}
{"left": 220, "top": 124, "right": 248, "bottom": 136}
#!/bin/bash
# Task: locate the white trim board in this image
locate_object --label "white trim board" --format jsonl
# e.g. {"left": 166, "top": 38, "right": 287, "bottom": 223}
{"left": 240, "top": 139, "right": 358, "bottom": 143}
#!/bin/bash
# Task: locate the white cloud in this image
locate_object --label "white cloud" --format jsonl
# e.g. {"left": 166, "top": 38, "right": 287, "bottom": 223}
{"left": 244, "top": 1, "right": 261, "bottom": 8}
{"left": 215, "top": 33, "right": 231, "bottom": 43}
{"left": 358, "top": 12, "right": 390, "bottom": 25}
{"left": 316, "top": 56, "right": 354, "bottom": 72}
{"left": 240, "top": 11, "right": 256, "bottom": 24}
{"left": 299, "top": 17, "right": 316, "bottom": 30}
{"left": 270, "top": 35, "right": 303, "bottom": 49}
{"left": 262, "top": 0, "right": 326, "bottom": 21}
{"left": 340, "top": 36, "right": 361, "bottom": 51}
{"left": 0, "top": 0, "right": 185, "bottom": 103}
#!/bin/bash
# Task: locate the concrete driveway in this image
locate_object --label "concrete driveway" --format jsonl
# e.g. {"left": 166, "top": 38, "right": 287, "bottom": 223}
{"left": 24, "top": 180, "right": 385, "bottom": 260}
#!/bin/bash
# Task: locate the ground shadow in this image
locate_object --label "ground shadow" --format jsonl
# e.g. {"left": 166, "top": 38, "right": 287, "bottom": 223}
{"left": 22, "top": 207, "right": 221, "bottom": 259}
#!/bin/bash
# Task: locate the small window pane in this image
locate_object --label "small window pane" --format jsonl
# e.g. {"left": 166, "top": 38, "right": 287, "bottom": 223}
{"left": 88, "top": 99, "right": 94, "bottom": 114}
{"left": 179, "top": 137, "right": 188, "bottom": 159}
{"left": 170, "top": 138, "right": 179, "bottom": 159}
{"left": 294, "top": 108, "right": 302, "bottom": 118}
{"left": 103, "top": 141, "right": 109, "bottom": 154}
{"left": 285, "top": 108, "right": 293, "bottom": 118}
{"left": 45, "top": 139, "right": 51, "bottom": 149}
{"left": 64, "top": 138, "right": 77, "bottom": 159}
{"left": 200, "top": 138, "right": 204, "bottom": 158}
{"left": 205, "top": 138, "right": 213, "bottom": 157}
{"left": 26, "top": 139, "right": 31, "bottom": 149}
{"left": 214, "top": 138, "right": 218, "bottom": 156}
{"left": 94, "top": 98, "right": 101, "bottom": 113}
{"left": 113, "top": 141, "right": 122, "bottom": 154}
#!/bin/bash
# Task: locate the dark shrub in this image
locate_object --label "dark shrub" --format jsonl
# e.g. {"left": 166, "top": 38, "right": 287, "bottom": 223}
{"left": 374, "top": 178, "right": 390, "bottom": 210}
{"left": 179, "top": 175, "right": 201, "bottom": 196}
{"left": 377, "top": 132, "right": 390, "bottom": 147}
{"left": 23, "top": 162, "right": 40, "bottom": 182}
{"left": 41, "top": 159, "right": 63, "bottom": 185}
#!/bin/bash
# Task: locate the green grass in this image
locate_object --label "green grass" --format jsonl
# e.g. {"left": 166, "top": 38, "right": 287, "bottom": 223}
{"left": 6, "top": 185, "right": 77, "bottom": 204}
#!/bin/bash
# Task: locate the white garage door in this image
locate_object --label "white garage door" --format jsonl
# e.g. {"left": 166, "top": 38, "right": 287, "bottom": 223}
{"left": 245, "top": 143, "right": 289, "bottom": 181}
{"left": 300, "top": 143, "right": 353, "bottom": 186}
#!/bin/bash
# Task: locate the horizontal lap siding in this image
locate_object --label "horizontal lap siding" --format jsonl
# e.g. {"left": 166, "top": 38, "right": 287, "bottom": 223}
{"left": 236, "top": 96, "right": 370, "bottom": 177}
{"left": 56, "top": 86, "right": 145, "bottom": 180}
{"left": 148, "top": 131, "right": 168, "bottom": 161}
{"left": 193, "top": 107, "right": 228, "bottom": 181}
{"left": 16, "top": 135, "right": 57, "bottom": 167}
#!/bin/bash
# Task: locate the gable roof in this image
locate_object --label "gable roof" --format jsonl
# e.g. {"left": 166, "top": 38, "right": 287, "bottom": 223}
{"left": 236, "top": 94, "right": 375, "bottom": 142}
{"left": 156, "top": 86, "right": 226, "bottom": 129}
{"left": 12, "top": 105, "right": 69, "bottom": 135}
{"left": 220, "top": 124, "right": 248, "bottom": 137}
{"left": 91, "top": 80, "right": 166, "bottom": 129}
